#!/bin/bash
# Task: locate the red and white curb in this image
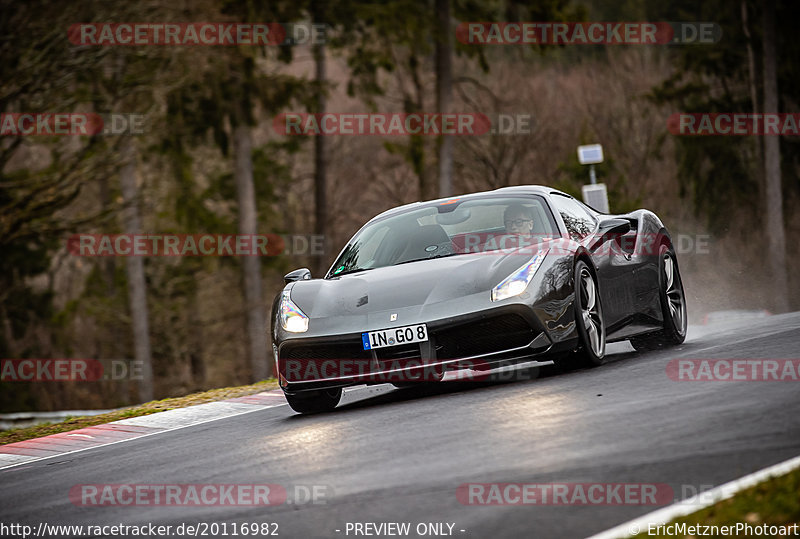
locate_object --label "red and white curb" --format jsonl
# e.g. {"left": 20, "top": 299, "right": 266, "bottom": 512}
{"left": 587, "top": 453, "right": 800, "bottom": 539}
{"left": 0, "top": 389, "right": 287, "bottom": 471}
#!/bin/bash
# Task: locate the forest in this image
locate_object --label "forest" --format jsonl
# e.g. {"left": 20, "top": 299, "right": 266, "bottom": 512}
{"left": 1, "top": 0, "right": 798, "bottom": 412}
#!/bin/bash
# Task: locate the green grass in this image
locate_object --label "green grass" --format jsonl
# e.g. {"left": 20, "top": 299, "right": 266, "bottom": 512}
{"left": 633, "top": 466, "right": 800, "bottom": 537}
{"left": 0, "top": 379, "right": 279, "bottom": 446}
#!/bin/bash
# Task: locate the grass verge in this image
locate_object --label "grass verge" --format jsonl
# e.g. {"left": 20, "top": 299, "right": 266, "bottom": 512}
{"left": 0, "top": 379, "right": 279, "bottom": 446}
{"left": 633, "top": 465, "right": 800, "bottom": 537}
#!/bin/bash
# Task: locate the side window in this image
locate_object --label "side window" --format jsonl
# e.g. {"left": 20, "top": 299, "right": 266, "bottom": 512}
{"left": 550, "top": 194, "right": 596, "bottom": 241}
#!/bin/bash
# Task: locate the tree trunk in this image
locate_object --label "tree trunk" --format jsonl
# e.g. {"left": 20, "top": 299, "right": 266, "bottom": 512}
{"left": 98, "top": 177, "right": 117, "bottom": 297}
{"left": 742, "top": 1, "right": 760, "bottom": 128}
{"left": 411, "top": 54, "right": 433, "bottom": 201}
{"left": 119, "top": 138, "right": 154, "bottom": 402}
{"left": 435, "top": 0, "right": 453, "bottom": 198}
{"left": 233, "top": 125, "right": 269, "bottom": 380}
{"left": 762, "top": 0, "right": 790, "bottom": 312}
{"left": 741, "top": 0, "right": 764, "bottom": 204}
{"left": 313, "top": 15, "right": 328, "bottom": 277}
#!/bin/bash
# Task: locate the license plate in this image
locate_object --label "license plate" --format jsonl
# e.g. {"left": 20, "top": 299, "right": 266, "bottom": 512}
{"left": 362, "top": 324, "right": 428, "bottom": 350}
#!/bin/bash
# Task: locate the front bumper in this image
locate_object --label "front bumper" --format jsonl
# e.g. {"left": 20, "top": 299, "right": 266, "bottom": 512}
{"left": 277, "top": 305, "right": 554, "bottom": 393}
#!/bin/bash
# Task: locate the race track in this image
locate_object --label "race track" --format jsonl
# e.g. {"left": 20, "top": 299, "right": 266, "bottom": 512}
{"left": 2, "top": 313, "right": 799, "bottom": 539}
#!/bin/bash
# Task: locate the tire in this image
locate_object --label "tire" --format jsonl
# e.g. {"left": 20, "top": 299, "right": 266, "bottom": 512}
{"left": 284, "top": 388, "right": 342, "bottom": 414}
{"left": 571, "top": 260, "right": 607, "bottom": 367}
{"left": 630, "top": 244, "right": 687, "bottom": 351}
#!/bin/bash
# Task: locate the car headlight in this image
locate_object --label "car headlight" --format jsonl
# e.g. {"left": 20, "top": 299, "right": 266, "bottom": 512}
{"left": 491, "top": 250, "right": 548, "bottom": 302}
{"left": 279, "top": 289, "right": 309, "bottom": 333}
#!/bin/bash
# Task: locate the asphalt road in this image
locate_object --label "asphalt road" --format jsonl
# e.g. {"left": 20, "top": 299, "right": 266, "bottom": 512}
{"left": 2, "top": 313, "right": 799, "bottom": 539}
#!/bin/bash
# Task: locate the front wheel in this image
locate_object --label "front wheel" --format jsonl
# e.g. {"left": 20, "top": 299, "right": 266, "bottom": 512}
{"left": 630, "top": 245, "right": 687, "bottom": 351}
{"left": 284, "top": 388, "right": 342, "bottom": 414}
{"left": 571, "top": 260, "right": 607, "bottom": 367}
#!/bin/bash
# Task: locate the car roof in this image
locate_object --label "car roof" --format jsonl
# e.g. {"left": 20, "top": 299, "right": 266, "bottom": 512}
{"left": 370, "top": 184, "right": 568, "bottom": 221}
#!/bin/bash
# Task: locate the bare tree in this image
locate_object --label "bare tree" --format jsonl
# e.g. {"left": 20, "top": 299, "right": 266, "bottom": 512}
{"left": 313, "top": 0, "right": 329, "bottom": 276}
{"left": 742, "top": 1, "right": 765, "bottom": 207}
{"left": 435, "top": 0, "right": 453, "bottom": 198}
{"left": 119, "top": 138, "right": 154, "bottom": 402}
{"left": 234, "top": 125, "right": 269, "bottom": 381}
{"left": 762, "top": 0, "right": 789, "bottom": 312}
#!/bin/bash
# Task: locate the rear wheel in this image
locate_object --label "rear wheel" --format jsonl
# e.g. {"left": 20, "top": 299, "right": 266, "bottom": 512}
{"left": 630, "top": 244, "right": 687, "bottom": 351}
{"left": 570, "top": 260, "right": 606, "bottom": 367}
{"left": 284, "top": 388, "right": 342, "bottom": 414}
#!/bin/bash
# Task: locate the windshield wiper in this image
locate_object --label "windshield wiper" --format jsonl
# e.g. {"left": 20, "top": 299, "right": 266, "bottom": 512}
{"left": 394, "top": 252, "right": 463, "bottom": 266}
{"left": 332, "top": 253, "right": 463, "bottom": 275}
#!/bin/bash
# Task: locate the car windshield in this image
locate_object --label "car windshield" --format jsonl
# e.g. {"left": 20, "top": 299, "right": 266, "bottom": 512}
{"left": 328, "top": 195, "right": 559, "bottom": 277}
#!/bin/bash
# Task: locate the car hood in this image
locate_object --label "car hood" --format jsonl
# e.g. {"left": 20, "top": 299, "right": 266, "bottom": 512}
{"left": 289, "top": 252, "right": 542, "bottom": 317}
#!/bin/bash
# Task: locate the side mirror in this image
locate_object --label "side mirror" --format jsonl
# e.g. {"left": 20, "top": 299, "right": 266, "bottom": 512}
{"left": 598, "top": 218, "right": 631, "bottom": 236}
{"left": 284, "top": 268, "right": 312, "bottom": 284}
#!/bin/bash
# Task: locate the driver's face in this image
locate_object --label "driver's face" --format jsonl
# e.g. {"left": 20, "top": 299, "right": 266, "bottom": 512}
{"left": 505, "top": 212, "right": 533, "bottom": 235}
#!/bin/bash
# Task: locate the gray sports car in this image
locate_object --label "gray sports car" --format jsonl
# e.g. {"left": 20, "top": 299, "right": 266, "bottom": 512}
{"left": 271, "top": 186, "right": 687, "bottom": 413}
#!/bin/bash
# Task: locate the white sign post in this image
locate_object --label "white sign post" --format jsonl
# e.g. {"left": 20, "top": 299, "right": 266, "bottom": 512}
{"left": 577, "top": 144, "right": 609, "bottom": 213}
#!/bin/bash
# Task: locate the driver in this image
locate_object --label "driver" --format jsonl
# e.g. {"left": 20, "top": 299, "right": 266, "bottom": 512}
{"left": 503, "top": 204, "right": 535, "bottom": 236}
{"left": 501, "top": 203, "right": 540, "bottom": 252}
